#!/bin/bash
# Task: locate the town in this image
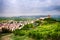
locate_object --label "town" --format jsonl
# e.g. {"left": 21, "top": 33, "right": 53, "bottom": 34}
{"left": 0, "top": 15, "right": 50, "bottom": 32}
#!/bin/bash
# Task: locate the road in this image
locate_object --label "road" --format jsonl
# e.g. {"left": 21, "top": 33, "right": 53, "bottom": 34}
{"left": 0, "top": 34, "right": 12, "bottom": 40}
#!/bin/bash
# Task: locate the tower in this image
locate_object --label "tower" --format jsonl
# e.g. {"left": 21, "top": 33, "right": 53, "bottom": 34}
{"left": 48, "top": 15, "right": 51, "bottom": 18}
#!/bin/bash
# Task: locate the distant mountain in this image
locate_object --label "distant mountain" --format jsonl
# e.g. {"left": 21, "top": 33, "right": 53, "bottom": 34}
{"left": 51, "top": 15, "right": 60, "bottom": 21}
{"left": 0, "top": 15, "right": 60, "bottom": 20}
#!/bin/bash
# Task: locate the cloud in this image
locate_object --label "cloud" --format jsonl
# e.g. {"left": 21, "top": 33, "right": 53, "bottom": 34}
{"left": 0, "top": 0, "right": 4, "bottom": 13}
{"left": 0, "top": 0, "right": 60, "bottom": 17}
{"left": 37, "top": 6, "right": 60, "bottom": 11}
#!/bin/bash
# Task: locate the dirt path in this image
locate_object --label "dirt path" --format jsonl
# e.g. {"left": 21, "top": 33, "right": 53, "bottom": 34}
{"left": 0, "top": 34, "right": 12, "bottom": 40}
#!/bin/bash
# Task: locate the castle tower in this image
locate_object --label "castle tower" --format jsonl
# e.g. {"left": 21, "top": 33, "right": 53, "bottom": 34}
{"left": 48, "top": 15, "right": 51, "bottom": 18}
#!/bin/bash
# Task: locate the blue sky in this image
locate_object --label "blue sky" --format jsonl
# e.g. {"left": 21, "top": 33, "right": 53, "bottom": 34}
{"left": 0, "top": 0, "right": 60, "bottom": 17}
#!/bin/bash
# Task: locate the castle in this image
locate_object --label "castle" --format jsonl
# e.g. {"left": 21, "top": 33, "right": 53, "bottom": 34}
{"left": 39, "top": 15, "right": 51, "bottom": 20}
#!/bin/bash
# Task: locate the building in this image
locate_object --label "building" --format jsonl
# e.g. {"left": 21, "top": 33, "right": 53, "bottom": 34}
{"left": 39, "top": 15, "right": 51, "bottom": 20}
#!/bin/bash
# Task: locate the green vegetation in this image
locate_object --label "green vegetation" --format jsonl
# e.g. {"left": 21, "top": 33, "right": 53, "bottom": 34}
{"left": 34, "top": 20, "right": 41, "bottom": 26}
{"left": 12, "top": 18, "right": 60, "bottom": 40}
{"left": 2, "top": 28, "right": 12, "bottom": 33}
{"left": 28, "top": 23, "right": 60, "bottom": 40}
{"left": 0, "top": 18, "right": 60, "bottom": 40}
{"left": 0, "top": 17, "right": 34, "bottom": 23}
{"left": 21, "top": 23, "right": 34, "bottom": 30}
{"left": 10, "top": 34, "right": 34, "bottom": 40}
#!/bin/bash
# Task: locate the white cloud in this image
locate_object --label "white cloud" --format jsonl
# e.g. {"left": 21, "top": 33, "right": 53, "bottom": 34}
{"left": 0, "top": 0, "right": 60, "bottom": 17}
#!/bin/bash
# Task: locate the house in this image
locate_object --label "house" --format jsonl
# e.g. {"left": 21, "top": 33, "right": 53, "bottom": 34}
{"left": 39, "top": 15, "right": 51, "bottom": 20}
{"left": 0, "top": 20, "right": 24, "bottom": 31}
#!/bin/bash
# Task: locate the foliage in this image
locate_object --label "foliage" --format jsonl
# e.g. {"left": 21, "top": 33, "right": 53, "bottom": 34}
{"left": 44, "top": 18, "right": 56, "bottom": 21}
{"left": 22, "top": 23, "right": 34, "bottom": 30}
{"left": 28, "top": 22, "right": 60, "bottom": 40}
{"left": 13, "top": 29, "right": 26, "bottom": 36}
{"left": 34, "top": 20, "right": 41, "bottom": 26}
{"left": 13, "top": 22, "right": 60, "bottom": 40}
{"left": 2, "top": 28, "right": 12, "bottom": 33}
{"left": 0, "top": 17, "right": 34, "bottom": 22}
{"left": 44, "top": 18, "right": 56, "bottom": 23}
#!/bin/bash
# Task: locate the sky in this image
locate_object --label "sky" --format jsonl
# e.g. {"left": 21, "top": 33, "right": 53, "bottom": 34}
{"left": 0, "top": 0, "right": 60, "bottom": 17}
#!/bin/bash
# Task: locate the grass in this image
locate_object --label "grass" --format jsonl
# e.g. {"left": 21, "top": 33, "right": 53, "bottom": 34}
{"left": 12, "top": 22, "right": 60, "bottom": 40}
{"left": 1, "top": 22, "right": 60, "bottom": 40}
{"left": 10, "top": 34, "right": 34, "bottom": 40}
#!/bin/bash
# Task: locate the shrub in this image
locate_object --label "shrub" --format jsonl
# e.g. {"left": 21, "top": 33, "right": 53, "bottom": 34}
{"left": 44, "top": 18, "right": 56, "bottom": 24}
{"left": 13, "top": 29, "right": 26, "bottom": 36}
{"left": 22, "top": 23, "right": 33, "bottom": 30}
{"left": 13, "top": 21, "right": 60, "bottom": 40}
{"left": 28, "top": 22, "right": 60, "bottom": 40}
{"left": 55, "top": 24, "right": 60, "bottom": 32}
{"left": 2, "top": 28, "right": 12, "bottom": 33}
{"left": 34, "top": 20, "right": 41, "bottom": 26}
{"left": 28, "top": 30, "right": 42, "bottom": 39}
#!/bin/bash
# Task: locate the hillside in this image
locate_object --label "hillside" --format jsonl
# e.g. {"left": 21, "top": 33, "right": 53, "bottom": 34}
{"left": 0, "top": 17, "right": 60, "bottom": 40}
